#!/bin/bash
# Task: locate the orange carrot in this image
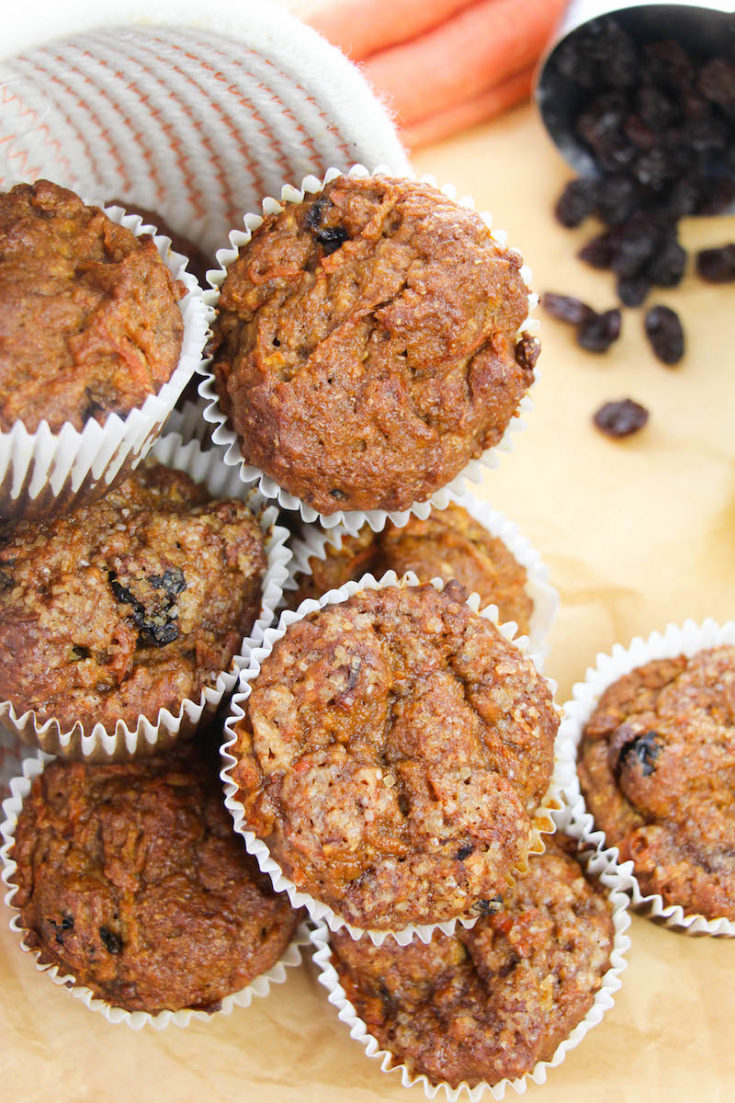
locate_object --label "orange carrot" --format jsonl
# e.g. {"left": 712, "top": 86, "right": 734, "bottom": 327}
{"left": 402, "top": 65, "right": 534, "bottom": 148}
{"left": 306, "top": 0, "right": 477, "bottom": 61}
{"left": 362, "top": 0, "right": 566, "bottom": 127}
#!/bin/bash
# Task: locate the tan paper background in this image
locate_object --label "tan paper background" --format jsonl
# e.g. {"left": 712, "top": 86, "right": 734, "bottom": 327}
{"left": 1, "top": 102, "right": 734, "bottom": 1101}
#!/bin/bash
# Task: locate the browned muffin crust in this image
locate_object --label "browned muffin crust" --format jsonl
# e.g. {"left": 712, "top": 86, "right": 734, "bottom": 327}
{"left": 11, "top": 736, "right": 302, "bottom": 1013}
{"left": 0, "top": 179, "right": 185, "bottom": 433}
{"left": 289, "top": 503, "right": 533, "bottom": 634}
{"left": 212, "top": 174, "right": 537, "bottom": 514}
{"left": 578, "top": 646, "right": 735, "bottom": 920}
{"left": 230, "top": 581, "right": 558, "bottom": 930}
{"left": 0, "top": 460, "right": 266, "bottom": 733}
{"left": 330, "top": 835, "right": 614, "bottom": 1088}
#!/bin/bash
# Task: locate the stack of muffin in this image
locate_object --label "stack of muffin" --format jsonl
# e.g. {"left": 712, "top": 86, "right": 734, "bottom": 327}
{"left": 0, "top": 170, "right": 635, "bottom": 1091}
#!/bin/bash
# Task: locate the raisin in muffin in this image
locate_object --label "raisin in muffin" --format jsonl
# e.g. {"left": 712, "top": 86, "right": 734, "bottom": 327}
{"left": 328, "top": 835, "right": 615, "bottom": 1088}
{"left": 212, "top": 174, "right": 537, "bottom": 514}
{"left": 9, "top": 734, "right": 303, "bottom": 1014}
{"left": 229, "top": 581, "right": 558, "bottom": 931}
{"left": 577, "top": 645, "right": 735, "bottom": 920}
{"left": 0, "top": 180, "right": 185, "bottom": 433}
{"left": 289, "top": 503, "right": 533, "bottom": 634}
{"left": 0, "top": 460, "right": 266, "bottom": 735}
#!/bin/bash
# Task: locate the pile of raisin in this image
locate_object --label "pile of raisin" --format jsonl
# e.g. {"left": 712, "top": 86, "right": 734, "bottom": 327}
{"left": 544, "top": 20, "right": 735, "bottom": 438}
{"left": 551, "top": 23, "right": 735, "bottom": 311}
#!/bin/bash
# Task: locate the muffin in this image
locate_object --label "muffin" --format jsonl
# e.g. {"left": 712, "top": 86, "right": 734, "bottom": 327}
{"left": 327, "top": 835, "right": 615, "bottom": 1089}
{"left": 0, "top": 459, "right": 266, "bottom": 735}
{"left": 211, "top": 173, "right": 537, "bottom": 514}
{"left": 7, "top": 735, "right": 303, "bottom": 1014}
{"left": 0, "top": 179, "right": 186, "bottom": 433}
{"left": 228, "top": 580, "right": 558, "bottom": 932}
{"left": 289, "top": 503, "right": 534, "bottom": 634}
{"left": 577, "top": 645, "right": 735, "bottom": 920}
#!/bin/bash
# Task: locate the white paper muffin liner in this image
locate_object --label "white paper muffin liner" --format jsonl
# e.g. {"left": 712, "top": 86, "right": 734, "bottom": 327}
{"left": 286, "top": 487, "right": 558, "bottom": 663}
{"left": 0, "top": 430, "right": 292, "bottom": 762}
{"left": 0, "top": 199, "right": 211, "bottom": 521}
{"left": 221, "top": 570, "right": 564, "bottom": 947}
{"left": 0, "top": 750, "right": 310, "bottom": 1029}
{"left": 557, "top": 617, "right": 735, "bottom": 937}
{"left": 309, "top": 791, "right": 632, "bottom": 1102}
{"left": 200, "top": 163, "right": 539, "bottom": 535}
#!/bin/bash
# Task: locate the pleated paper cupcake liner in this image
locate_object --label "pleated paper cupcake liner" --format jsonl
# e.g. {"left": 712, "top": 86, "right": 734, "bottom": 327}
{"left": 309, "top": 793, "right": 632, "bottom": 1101}
{"left": 0, "top": 201, "right": 211, "bottom": 521}
{"left": 0, "top": 750, "right": 309, "bottom": 1029}
{"left": 286, "top": 487, "right": 559, "bottom": 663}
{"left": 200, "top": 163, "right": 539, "bottom": 535}
{"left": 557, "top": 617, "right": 735, "bottom": 937}
{"left": 0, "top": 431, "right": 292, "bottom": 762}
{"left": 221, "top": 569, "right": 563, "bottom": 947}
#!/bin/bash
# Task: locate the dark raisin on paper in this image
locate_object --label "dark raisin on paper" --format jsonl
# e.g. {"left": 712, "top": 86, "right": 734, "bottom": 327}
{"left": 593, "top": 398, "right": 649, "bottom": 438}
{"left": 578, "top": 308, "right": 622, "bottom": 353}
{"left": 696, "top": 243, "right": 735, "bottom": 283}
{"left": 644, "top": 305, "right": 685, "bottom": 365}
{"left": 617, "top": 273, "right": 651, "bottom": 307}
{"left": 554, "top": 178, "right": 599, "bottom": 227}
{"left": 542, "top": 292, "right": 595, "bottom": 325}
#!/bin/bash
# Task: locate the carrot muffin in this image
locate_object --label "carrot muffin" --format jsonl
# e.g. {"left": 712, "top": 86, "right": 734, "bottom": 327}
{"left": 289, "top": 503, "right": 533, "bottom": 633}
{"left": 229, "top": 581, "right": 558, "bottom": 930}
{"left": 9, "top": 735, "right": 302, "bottom": 1014}
{"left": 0, "top": 460, "right": 266, "bottom": 733}
{"left": 212, "top": 174, "right": 537, "bottom": 514}
{"left": 0, "top": 179, "right": 185, "bottom": 433}
{"left": 578, "top": 645, "right": 735, "bottom": 920}
{"left": 329, "top": 835, "right": 614, "bottom": 1088}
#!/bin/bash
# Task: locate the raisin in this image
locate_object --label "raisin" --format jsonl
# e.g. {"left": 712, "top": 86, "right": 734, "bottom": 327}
{"left": 147, "top": 567, "right": 186, "bottom": 597}
{"left": 614, "top": 728, "right": 662, "bottom": 778}
{"left": 577, "top": 308, "right": 622, "bottom": 352}
{"left": 664, "top": 174, "right": 701, "bottom": 219}
{"left": 99, "top": 926, "right": 123, "bottom": 954}
{"left": 316, "top": 226, "right": 349, "bottom": 255}
{"left": 698, "top": 58, "right": 735, "bottom": 107}
{"left": 542, "top": 292, "right": 595, "bottom": 325}
{"left": 554, "top": 178, "right": 599, "bottom": 227}
{"left": 579, "top": 231, "right": 617, "bottom": 269}
{"left": 473, "top": 894, "right": 504, "bottom": 915}
{"left": 611, "top": 213, "right": 661, "bottom": 277}
{"left": 576, "top": 93, "right": 626, "bottom": 152}
{"left": 514, "top": 335, "right": 540, "bottom": 371}
{"left": 558, "top": 20, "right": 637, "bottom": 89}
{"left": 593, "top": 399, "right": 649, "bottom": 438}
{"left": 617, "top": 273, "right": 651, "bottom": 307}
{"left": 109, "top": 572, "right": 180, "bottom": 648}
{"left": 48, "top": 914, "right": 74, "bottom": 945}
{"left": 644, "top": 305, "right": 685, "bottom": 365}
{"left": 637, "top": 85, "right": 678, "bottom": 130}
{"left": 643, "top": 40, "right": 693, "bottom": 88}
{"left": 623, "top": 113, "right": 656, "bottom": 152}
{"left": 304, "top": 198, "right": 327, "bottom": 230}
{"left": 696, "top": 176, "right": 735, "bottom": 215}
{"left": 632, "top": 148, "right": 676, "bottom": 192}
{"left": 596, "top": 134, "right": 637, "bottom": 174}
{"left": 696, "top": 243, "right": 735, "bottom": 283}
{"left": 456, "top": 844, "right": 474, "bottom": 861}
{"left": 330, "top": 488, "right": 347, "bottom": 500}
{"left": 597, "top": 174, "right": 637, "bottom": 226}
{"left": 647, "top": 237, "right": 686, "bottom": 288}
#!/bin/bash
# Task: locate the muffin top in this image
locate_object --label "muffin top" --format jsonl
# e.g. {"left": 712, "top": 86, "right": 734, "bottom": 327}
{"left": 212, "top": 174, "right": 537, "bottom": 514}
{"left": 0, "top": 179, "right": 185, "bottom": 433}
{"left": 329, "top": 835, "right": 614, "bottom": 1088}
{"left": 229, "top": 581, "right": 558, "bottom": 930}
{"left": 0, "top": 460, "right": 266, "bottom": 734}
{"left": 10, "top": 735, "right": 302, "bottom": 1014}
{"left": 289, "top": 503, "right": 533, "bottom": 635}
{"left": 578, "top": 645, "right": 735, "bottom": 920}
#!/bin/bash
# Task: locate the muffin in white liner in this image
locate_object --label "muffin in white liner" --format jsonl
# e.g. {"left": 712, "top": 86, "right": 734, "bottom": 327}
{"left": 285, "top": 488, "right": 559, "bottom": 663}
{"left": 0, "top": 431, "right": 291, "bottom": 762}
{"left": 0, "top": 750, "right": 310, "bottom": 1030}
{"left": 558, "top": 617, "right": 735, "bottom": 937}
{"left": 0, "top": 197, "right": 211, "bottom": 521}
{"left": 309, "top": 796, "right": 632, "bottom": 1102}
{"left": 200, "top": 163, "right": 539, "bottom": 534}
{"left": 221, "top": 570, "right": 563, "bottom": 947}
